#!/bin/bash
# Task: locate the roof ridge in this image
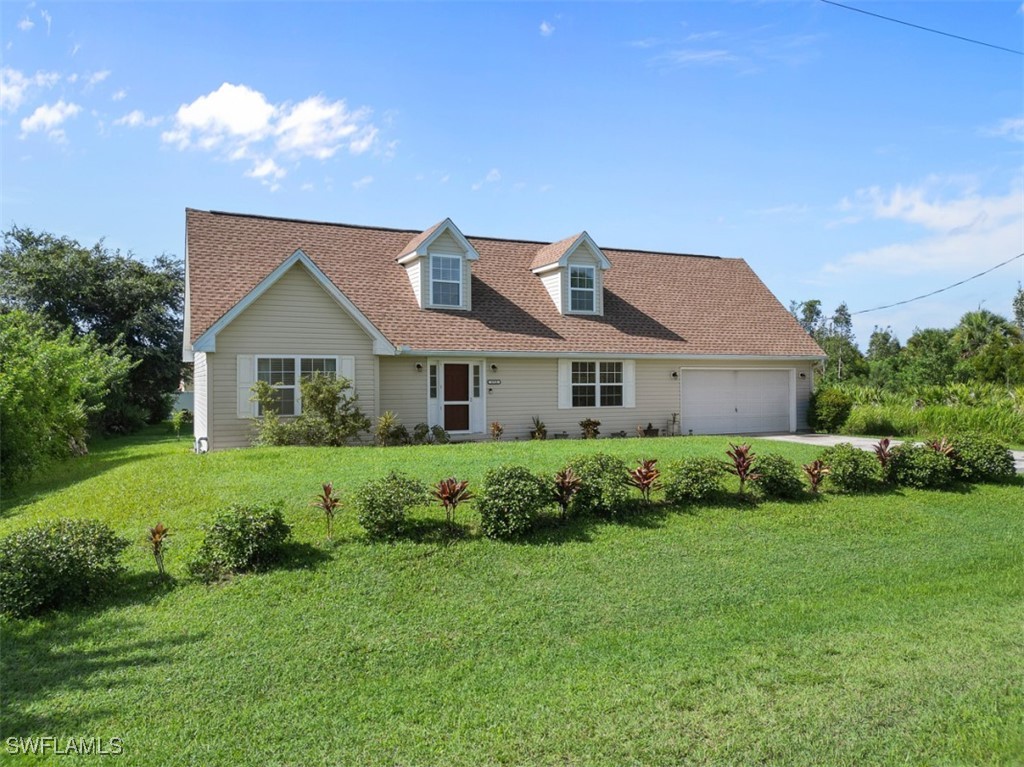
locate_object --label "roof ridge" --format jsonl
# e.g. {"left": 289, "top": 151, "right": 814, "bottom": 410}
{"left": 190, "top": 208, "right": 723, "bottom": 259}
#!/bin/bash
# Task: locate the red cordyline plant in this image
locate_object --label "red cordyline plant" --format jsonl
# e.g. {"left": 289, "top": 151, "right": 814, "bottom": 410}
{"left": 553, "top": 467, "right": 582, "bottom": 518}
{"left": 928, "top": 436, "right": 956, "bottom": 457}
{"left": 873, "top": 438, "right": 894, "bottom": 469}
{"left": 723, "top": 443, "right": 761, "bottom": 496}
{"left": 147, "top": 522, "right": 171, "bottom": 577}
{"left": 803, "top": 460, "right": 829, "bottom": 494}
{"left": 432, "top": 477, "right": 474, "bottom": 527}
{"left": 626, "top": 458, "right": 661, "bottom": 505}
{"left": 310, "top": 482, "right": 342, "bottom": 539}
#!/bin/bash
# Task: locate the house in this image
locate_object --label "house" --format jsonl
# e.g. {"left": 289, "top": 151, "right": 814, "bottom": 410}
{"left": 183, "top": 209, "right": 824, "bottom": 450}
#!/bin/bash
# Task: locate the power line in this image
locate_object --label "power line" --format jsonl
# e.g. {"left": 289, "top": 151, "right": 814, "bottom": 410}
{"left": 851, "top": 252, "right": 1024, "bottom": 315}
{"left": 819, "top": 0, "right": 1024, "bottom": 56}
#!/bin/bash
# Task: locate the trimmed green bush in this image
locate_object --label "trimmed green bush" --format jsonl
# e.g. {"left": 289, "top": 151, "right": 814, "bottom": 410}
{"left": 810, "top": 388, "right": 854, "bottom": 433}
{"left": 354, "top": 471, "right": 427, "bottom": 540}
{"left": 948, "top": 434, "right": 1016, "bottom": 483}
{"left": 885, "top": 444, "right": 954, "bottom": 489}
{"left": 476, "top": 465, "right": 549, "bottom": 539}
{"left": 820, "top": 443, "right": 882, "bottom": 493}
{"left": 753, "top": 453, "right": 805, "bottom": 499}
{"left": 663, "top": 457, "right": 726, "bottom": 505}
{"left": 0, "top": 519, "right": 129, "bottom": 617}
{"left": 566, "top": 453, "right": 632, "bottom": 517}
{"left": 189, "top": 503, "right": 292, "bottom": 583}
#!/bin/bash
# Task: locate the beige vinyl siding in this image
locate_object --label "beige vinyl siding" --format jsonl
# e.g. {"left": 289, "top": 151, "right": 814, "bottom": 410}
{"left": 207, "top": 263, "right": 377, "bottom": 450}
{"left": 405, "top": 260, "right": 422, "bottom": 306}
{"left": 429, "top": 230, "right": 463, "bottom": 253}
{"left": 796, "top": 362, "right": 813, "bottom": 429}
{"left": 193, "top": 351, "right": 209, "bottom": 443}
{"left": 540, "top": 271, "right": 562, "bottom": 313}
{"left": 378, "top": 356, "right": 428, "bottom": 425}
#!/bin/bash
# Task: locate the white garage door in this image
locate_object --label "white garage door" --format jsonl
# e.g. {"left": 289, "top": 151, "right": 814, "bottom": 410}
{"left": 680, "top": 369, "right": 792, "bottom": 435}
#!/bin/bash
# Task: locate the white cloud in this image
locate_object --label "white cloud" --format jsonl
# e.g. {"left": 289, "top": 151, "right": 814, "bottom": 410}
{"left": 67, "top": 73, "right": 78, "bottom": 84}
{"left": 822, "top": 178, "right": 1024, "bottom": 277}
{"left": 114, "top": 109, "right": 160, "bottom": 128}
{"left": 352, "top": 175, "right": 373, "bottom": 190}
{"left": 981, "top": 116, "right": 1024, "bottom": 142}
{"left": 112, "top": 88, "right": 127, "bottom": 101}
{"left": 41, "top": 10, "right": 52, "bottom": 34}
{"left": 656, "top": 49, "right": 737, "bottom": 66}
{"left": 472, "top": 168, "right": 502, "bottom": 191}
{"left": 20, "top": 99, "right": 82, "bottom": 139}
{"left": 246, "top": 157, "right": 285, "bottom": 180}
{"left": 162, "top": 82, "right": 380, "bottom": 183}
{"left": 87, "top": 70, "right": 110, "bottom": 86}
{"left": 70, "top": 43, "right": 80, "bottom": 56}
{"left": 18, "top": 17, "right": 34, "bottom": 31}
{"left": 540, "top": 21, "right": 555, "bottom": 37}
{"left": 1, "top": 67, "right": 61, "bottom": 111}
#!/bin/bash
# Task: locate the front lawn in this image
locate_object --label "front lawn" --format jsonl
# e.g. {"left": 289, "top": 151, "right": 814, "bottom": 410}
{"left": 2, "top": 431, "right": 1022, "bottom": 766}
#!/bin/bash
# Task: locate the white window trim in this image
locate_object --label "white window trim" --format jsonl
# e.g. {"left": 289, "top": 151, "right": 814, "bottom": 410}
{"left": 248, "top": 354, "right": 352, "bottom": 418}
{"left": 557, "top": 359, "right": 635, "bottom": 409}
{"left": 568, "top": 265, "right": 597, "bottom": 314}
{"left": 429, "top": 253, "right": 463, "bottom": 308}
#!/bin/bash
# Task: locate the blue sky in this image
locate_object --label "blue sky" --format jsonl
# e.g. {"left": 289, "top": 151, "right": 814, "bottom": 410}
{"left": 2, "top": 1, "right": 1022, "bottom": 345}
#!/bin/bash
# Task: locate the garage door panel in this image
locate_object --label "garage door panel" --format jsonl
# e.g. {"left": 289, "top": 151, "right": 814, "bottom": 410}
{"left": 681, "top": 369, "right": 791, "bottom": 435}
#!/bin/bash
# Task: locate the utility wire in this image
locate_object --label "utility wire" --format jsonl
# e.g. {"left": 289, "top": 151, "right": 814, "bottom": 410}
{"left": 819, "top": 0, "right": 1024, "bottom": 56}
{"left": 851, "top": 252, "right": 1024, "bottom": 315}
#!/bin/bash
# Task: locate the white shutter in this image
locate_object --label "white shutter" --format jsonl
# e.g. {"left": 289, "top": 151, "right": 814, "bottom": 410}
{"left": 237, "top": 355, "right": 255, "bottom": 418}
{"left": 623, "top": 360, "right": 636, "bottom": 408}
{"left": 340, "top": 356, "right": 356, "bottom": 390}
{"left": 557, "top": 359, "right": 572, "bottom": 409}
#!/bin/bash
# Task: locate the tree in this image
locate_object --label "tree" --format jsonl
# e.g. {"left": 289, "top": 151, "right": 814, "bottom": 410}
{"left": 898, "top": 327, "right": 957, "bottom": 388}
{"left": 789, "top": 299, "right": 824, "bottom": 337}
{"left": 952, "top": 309, "right": 1020, "bottom": 359}
{"left": 866, "top": 326, "right": 902, "bottom": 389}
{"left": 0, "top": 227, "right": 184, "bottom": 432}
{"left": 1014, "top": 284, "right": 1024, "bottom": 333}
{"left": 0, "top": 310, "right": 133, "bottom": 487}
{"left": 816, "top": 302, "right": 867, "bottom": 384}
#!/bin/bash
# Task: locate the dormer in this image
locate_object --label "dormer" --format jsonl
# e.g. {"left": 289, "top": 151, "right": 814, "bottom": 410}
{"left": 397, "top": 218, "right": 480, "bottom": 311}
{"left": 531, "top": 232, "right": 612, "bottom": 316}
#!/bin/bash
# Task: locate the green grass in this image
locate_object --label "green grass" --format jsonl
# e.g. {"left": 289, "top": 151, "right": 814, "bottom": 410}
{"left": 2, "top": 430, "right": 1023, "bottom": 766}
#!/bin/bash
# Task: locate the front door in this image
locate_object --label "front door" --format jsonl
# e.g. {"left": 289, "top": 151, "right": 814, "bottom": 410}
{"left": 443, "top": 363, "right": 471, "bottom": 431}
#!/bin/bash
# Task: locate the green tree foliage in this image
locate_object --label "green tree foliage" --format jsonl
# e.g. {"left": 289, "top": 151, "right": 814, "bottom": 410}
{"left": 898, "top": 327, "right": 958, "bottom": 388}
{"left": 0, "top": 311, "right": 132, "bottom": 487}
{"left": 1014, "top": 285, "right": 1024, "bottom": 333}
{"left": 250, "top": 372, "right": 371, "bottom": 446}
{"left": 0, "top": 226, "right": 184, "bottom": 432}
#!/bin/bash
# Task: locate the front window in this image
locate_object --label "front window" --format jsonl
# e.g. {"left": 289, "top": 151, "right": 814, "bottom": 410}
{"left": 569, "top": 265, "right": 595, "bottom": 312}
{"left": 571, "top": 361, "right": 623, "bottom": 408}
{"left": 257, "top": 356, "right": 337, "bottom": 416}
{"left": 431, "top": 254, "right": 462, "bottom": 307}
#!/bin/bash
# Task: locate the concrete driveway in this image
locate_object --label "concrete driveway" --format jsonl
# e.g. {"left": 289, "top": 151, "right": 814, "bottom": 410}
{"left": 759, "top": 433, "right": 1024, "bottom": 474}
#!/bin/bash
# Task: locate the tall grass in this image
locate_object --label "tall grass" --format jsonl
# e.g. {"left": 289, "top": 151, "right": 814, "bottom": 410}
{"left": 841, "top": 403, "right": 1024, "bottom": 444}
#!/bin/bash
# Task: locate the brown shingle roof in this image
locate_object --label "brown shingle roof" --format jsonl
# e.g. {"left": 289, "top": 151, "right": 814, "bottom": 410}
{"left": 186, "top": 209, "right": 824, "bottom": 358}
{"left": 530, "top": 232, "right": 583, "bottom": 271}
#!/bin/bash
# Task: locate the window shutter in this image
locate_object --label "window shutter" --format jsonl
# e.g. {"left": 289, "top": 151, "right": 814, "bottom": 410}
{"left": 623, "top": 360, "right": 636, "bottom": 408}
{"left": 340, "top": 356, "right": 356, "bottom": 390}
{"left": 557, "top": 359, "right": 572, "bottom": 409}
{"left": 236, "top": 355, "right": 255, "bottom": 418}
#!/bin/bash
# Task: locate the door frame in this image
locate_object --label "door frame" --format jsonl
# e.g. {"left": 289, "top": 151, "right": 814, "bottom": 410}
{"left": 426, "top": 358, "right": 486, "bottom": 435}
{"left": 679, "top": 366, "right": 796, "bottom": 435}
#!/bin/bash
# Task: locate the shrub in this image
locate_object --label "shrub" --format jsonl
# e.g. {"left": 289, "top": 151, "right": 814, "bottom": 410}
{"left": 375, "top": 410, "right": 408, "bottom": 446}
{"left": 566, "top": 453, "right": 632, "bottom": 517}
{"left": 432, "top": 477, "right": 474, "bottom": 527}
{"left": 0, "top": 519, "right": 129, "bottom": 617}
{"left": 476, "top": 465, "right": 549, "bottom": 539}
{"left": 802, "top": 460, "right": 829, "bottom": 494}
{"left": 171, "top": 408, "right": 193, "bottom": 439}
{"left": 948, "top": 434, "right": 1016, "bottom": 483}
{"left": 531, "top": 416, "right": 547, "bottom": 440}
{"left": 626, "top": 459, "right": 661, "bottom": 505}
{"left": 723, "top": 443, "right": 760, "bottom": 496}
{"left": 579, "top": 418, "right": 601, "bottom": 439}
{"left": 147, "top": 522, "right": 171, "bottom": 577}
{"left": 810, "top": 388, "right": 854, "bottom": 433}
{"left": 251, "top": 373, "right": 371, "bottom": 447}
{"left": 310, "top": 482, "right": 342, "bottom": 539}
{"left": 663, "top": 457, "right": 726, "bottom": 505}
{"left": 885, "top": 444, "right": 954, "bottom": 489}
{"left": 873, "top": 438, "right": 894, "bottom": 471}
{"left": 489, "top": 421, "right": 504, "bottom": 441}
{"left": 354, "top": 471, "right": 427, "bottom": 540}
{"left": 820, "top": 443, "right": 882, "bottom": 493}
{"left": 753, "top": 453, "right": 805, "bottom": 499}
{"left": 188, "top": 503, "right": 292, "bottom": 583}
{"left": 552, "top": 467, "right": 582, "bottom": 518}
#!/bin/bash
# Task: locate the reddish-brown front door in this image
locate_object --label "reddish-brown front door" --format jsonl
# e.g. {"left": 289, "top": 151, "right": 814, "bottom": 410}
{"left": 443, "top": 364, "right": 470, "bottom": 431}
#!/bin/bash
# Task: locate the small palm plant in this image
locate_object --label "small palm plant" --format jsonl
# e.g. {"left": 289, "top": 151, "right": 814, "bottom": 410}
{"left": 432, "top": 477, "right": 474, "bottom": 528}
{"left": 310, "top": 482, "right": 342, "bottom": 539}
{"left": 147, "top": 522, "right": 171, "bottom": 577}
{"left": 490, "top": 421, "right": 504, "bottom": 441}
{"left": 928, "top": 436, "right": 955, "bottom": 458}
{"left": 626, "top": 458, "right": 661, "bottom": 505}
{"left": 723, "top": 443, "right": 760, "bottom": 496}
{"left": 803, "top": 460, "right": 829, "bottom": 494}
{"left": 873, "top": 438, "right": 894, "bottom": 470}
{"left": 552, "top": 467, "right": 582, "bottom": 518}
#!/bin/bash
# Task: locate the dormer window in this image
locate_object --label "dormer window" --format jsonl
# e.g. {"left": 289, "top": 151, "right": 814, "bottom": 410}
{"left": 569, "top": 266, "right": 596, "bottom": 312}
{"left": 431, "top": 254, "right": 462, "bottom": 307}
